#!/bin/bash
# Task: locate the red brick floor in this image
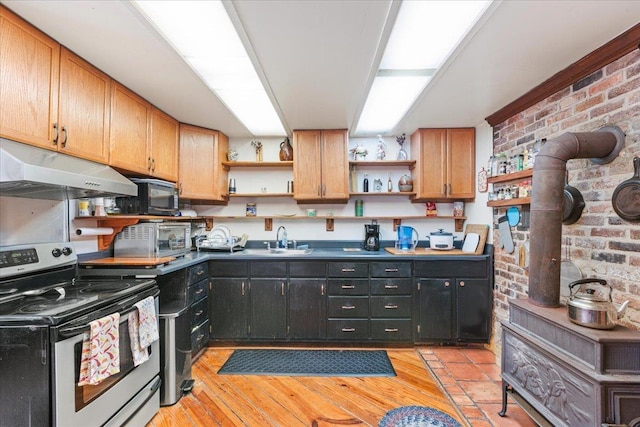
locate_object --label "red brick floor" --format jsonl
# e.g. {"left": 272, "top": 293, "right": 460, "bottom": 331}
{"left": 418, "top": 347, "right": 538, "bottom": 427}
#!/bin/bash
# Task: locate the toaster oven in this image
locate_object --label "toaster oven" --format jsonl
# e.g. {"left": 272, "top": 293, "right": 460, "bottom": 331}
{"left": 114, "top": 222, "right": 191, "bottom": 258}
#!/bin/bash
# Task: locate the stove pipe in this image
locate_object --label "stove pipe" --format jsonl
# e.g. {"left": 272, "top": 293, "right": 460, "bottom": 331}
{"left": 528, "top": 126, "right": 625, "bottom": 307}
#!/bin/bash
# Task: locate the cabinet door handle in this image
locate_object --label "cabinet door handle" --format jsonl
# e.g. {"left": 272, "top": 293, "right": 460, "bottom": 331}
{"left": 341, "top": 328, "right": 355, "bottom": 332}
{"left": 61, "top": 126, "right": 68, "bottom": 147}
{"left": 385, "top": 284, "right": 398, "bottom": 289}
{"left": 443, "top": 184, "right": 447, "bottom": 194}
{"left": 385, "top": 328, "right": 399, "bottom": 333}
{"left": 384, "top": 304, "right": 398, "bottom": 310}
{"left": 322, "top": 184, "right": 326, "bottom": 196}
{"left": 341, "top": 268, "right": 355, "bottom": 272}
{"left": 384, "top": 268, "right": 399, "bottom": 272}
{"left": 151, "top": 158, "right": 156, "bottom": 172}
{"left": 241, "top": 282, "right": 245, "bottom": 296}
{"left": 179, "top": 183, "right": 183, "bottom": 195}
{"left": 444, "top": 281, "right": 450, "bottom": 287}
{"left": 147, "top": 156, "right": 153, "bottom": 170}
{"left": 52, "top": 123, "right": 59, "bottom": 145}
{"left": 281, "top": 283, "right": 285, "bottom": 296}
{"left": 448, "top": 183, "right": 452, "bottom": 194}
{"left": 195, "top": 310, "right": 204, "bottom": 316}
{"left": 341, "top": 284, "right": 355, "bottom": 289}
{"left": 459, "top": 281, "right": 465, "bottom": 287}
{"left": 342, "top": 305, "right": 356, "bottom": 310}
{"left": 321, "top": 284, "right": 325, "bottom": 296}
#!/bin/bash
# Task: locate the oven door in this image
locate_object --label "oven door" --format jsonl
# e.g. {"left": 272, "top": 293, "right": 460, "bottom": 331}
{"left": 52, "top": 291, "right": 160, "bottom": 426}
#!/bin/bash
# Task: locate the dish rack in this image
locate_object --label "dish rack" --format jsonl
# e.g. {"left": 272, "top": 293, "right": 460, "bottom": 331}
{"left": 196, "top": 233, "right": 248, "bottom": 252}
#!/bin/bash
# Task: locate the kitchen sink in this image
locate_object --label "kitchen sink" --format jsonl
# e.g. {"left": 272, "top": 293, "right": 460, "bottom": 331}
{"left": 238, "top": 248, "right": 314, "bottom": 256}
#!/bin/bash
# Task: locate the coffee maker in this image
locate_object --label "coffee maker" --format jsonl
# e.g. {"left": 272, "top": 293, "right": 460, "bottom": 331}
{"left": 364, "top": 221, "right": 380, "bottom": 251}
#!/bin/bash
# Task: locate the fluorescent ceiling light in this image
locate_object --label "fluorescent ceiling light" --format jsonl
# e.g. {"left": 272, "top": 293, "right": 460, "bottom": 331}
{"left": 133, "top": 0, "right": 285, "bottom": 136}
{"left": 355, "top": 0, "right": 490, "bottom": 135}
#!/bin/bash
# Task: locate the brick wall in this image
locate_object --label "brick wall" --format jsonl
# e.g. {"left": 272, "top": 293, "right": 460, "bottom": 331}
{"left": 490, "top": 49, "right": 640, "bottom": 353}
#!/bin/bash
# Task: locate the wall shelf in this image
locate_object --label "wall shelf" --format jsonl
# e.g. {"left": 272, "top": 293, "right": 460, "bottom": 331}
{"left": 222, "top": 161, "right": 293, "bottom": 170}
{"left": 349, "top": 160, "right": 416, "bottom": 169}
{"left": 487, "top": 197, "right": 531, "bottom": 208}
{"left": 228, "top": 193, "right": 293, "bottom": 198}
{"left": 487, "top": 169, "right": 533, "bottom": 184}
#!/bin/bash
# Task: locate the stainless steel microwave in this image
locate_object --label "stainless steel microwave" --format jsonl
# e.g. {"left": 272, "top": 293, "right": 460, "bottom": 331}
{"left": 115, "top": 178, "right": 178, "bottom": 216}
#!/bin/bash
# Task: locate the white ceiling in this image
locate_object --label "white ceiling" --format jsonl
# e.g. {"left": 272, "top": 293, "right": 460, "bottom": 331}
{"left": 3, "top": 0, "right": 639, "bottom": 138}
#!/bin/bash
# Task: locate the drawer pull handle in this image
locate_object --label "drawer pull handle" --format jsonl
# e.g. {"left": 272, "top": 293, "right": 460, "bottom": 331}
{"left": 384, "top": 305, "right": 398, "bottom": 310}
{"left": 195, "top": 310, "right": 204, "bottom": 316}
{"left": 197, "top": 334, "right": 205, "bottom": 342}
{"left": 385, "top": 328, "right": 399, "bottom": 333}
{"left": 460, "top": 281, "right": 465, "bottom": 287}
{"left": 341, "top": 268, "right": 355, "bottom": 272}
{"left": 384, "top": 268, "right": 399, "bottom": 272}
{"left": 195, "top": 288, "right": 204, "bottom": 294}
{"left": 342, "top": 305, "right": 356, "bottom": 310}
{"left": 196, "top": 270, "right": 204, "bottom": 276}
{"left": 342, "top": 328, "right": 356, "bottom": 332}
{"left": 341, "top": 285, "right": 355, "bottom": 289}
{"left": 384, "top": 285, "right": 399, "bottom": 289}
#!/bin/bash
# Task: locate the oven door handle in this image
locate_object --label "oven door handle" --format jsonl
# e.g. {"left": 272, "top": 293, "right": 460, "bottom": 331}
{"left": 58, "top": 305, "right": 141, "bottom": 338}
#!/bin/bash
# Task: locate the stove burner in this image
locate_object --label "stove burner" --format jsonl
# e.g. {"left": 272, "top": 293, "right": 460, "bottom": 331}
{"left": 78, "top": 282, "right": 132, "bottom": 293}
{"left": 18, "top": 298, "right": 84, "bottom": 314}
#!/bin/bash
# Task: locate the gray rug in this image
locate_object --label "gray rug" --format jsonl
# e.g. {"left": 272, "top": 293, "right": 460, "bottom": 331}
{"left": 218, "top": 349, "right": 396, "bottom": 377}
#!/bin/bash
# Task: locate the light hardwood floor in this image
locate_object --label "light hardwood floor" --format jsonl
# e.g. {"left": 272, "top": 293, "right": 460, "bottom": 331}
{"left": 148, "top": 347, "right": 467, "bottom": 426}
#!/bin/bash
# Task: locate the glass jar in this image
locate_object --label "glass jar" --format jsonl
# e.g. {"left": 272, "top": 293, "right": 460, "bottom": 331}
{"left": 246, "top": 203, "right": 257, "bottom": 217}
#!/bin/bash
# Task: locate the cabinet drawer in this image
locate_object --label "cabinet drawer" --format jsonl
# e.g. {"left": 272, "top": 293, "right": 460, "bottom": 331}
{"left": 370, "top": 278, "right": 412, "bottom": 295}
{"left": 190, "top": 297, "right": 208, "bottom": 327}
{"left": 191, "top": 319, "right": 209, "bottom": 358}
{"left": 289, "top": 261, "right": 326, "bottom": 277}
{"left": 370, "top": 296, "right": 412, "bottom": 318}
{"left": 370, "top": 262, "right": 412, "bottom": 278}
{"left": 414, "top": 259, "right": 488, "bottom": 278}
{"left": 328, "top": 296, "right": 369, "bottom": 317}
{"left": 209, "top": 260, "right": 248, "bottom": 277}
{"left": 250, "top": 261, "right": 287, "bottom": 277}
{"left": 186, "top": 262, "right": 208, "bottom": 286}
{"left": 188, "top": 278, "right": 208, "bottom": 304}
{"left": 370, "top": 319, "right": 412, "bottom": 341}
{"left": 327, "top": 279, "right": 369, "bottom": 295}
{"left": 328, "top": 262, "right": 368, "bottom": 277}
{"left": 327, "top": 319, "right": 369, "bottom": 340}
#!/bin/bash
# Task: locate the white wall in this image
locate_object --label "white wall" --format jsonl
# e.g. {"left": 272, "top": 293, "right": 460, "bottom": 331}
{"left": 194, "top": 125, "right": 494, "bottom": 244}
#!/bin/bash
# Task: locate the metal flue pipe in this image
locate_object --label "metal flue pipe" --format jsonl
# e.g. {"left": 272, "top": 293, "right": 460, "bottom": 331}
{"left": 528, "top": 126, "right": 624, "bottom": 307}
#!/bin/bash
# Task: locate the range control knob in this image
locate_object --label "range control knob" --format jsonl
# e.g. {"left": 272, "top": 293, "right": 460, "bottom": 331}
{"left": 62, "top": 247, "right": 73, "bottom": 256}
{"left": 51, "top": 248, "right": 62, "bottom": 257}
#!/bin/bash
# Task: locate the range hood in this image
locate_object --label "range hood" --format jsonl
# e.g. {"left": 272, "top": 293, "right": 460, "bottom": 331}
{"left": 0, "top": 138, "right": 138, "bottom": 200}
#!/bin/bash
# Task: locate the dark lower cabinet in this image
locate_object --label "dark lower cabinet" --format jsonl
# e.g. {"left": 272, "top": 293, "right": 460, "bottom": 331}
{"left": 456, "top": 278, "right": 491, "bottom": 341}
{"left": 289, "top": 278, "right": 326, "bottom": 340}
{"left": 250, "top": 278, "right": 287, "bottom": 339}
{"left": 209, "top": 278, "right": 248, "bottom": 339}
{"left": 417, "top": 278, "right": 453, "bottom": 341}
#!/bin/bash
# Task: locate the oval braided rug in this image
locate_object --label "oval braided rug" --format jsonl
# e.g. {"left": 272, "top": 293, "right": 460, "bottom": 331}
{"left": 379, "top": 406, "right": 462, "bottom": 427}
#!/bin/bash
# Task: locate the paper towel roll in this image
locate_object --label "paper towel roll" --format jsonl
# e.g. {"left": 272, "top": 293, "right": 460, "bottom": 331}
{"left": 75, "top": 227, "right": 114, "bottom": 236}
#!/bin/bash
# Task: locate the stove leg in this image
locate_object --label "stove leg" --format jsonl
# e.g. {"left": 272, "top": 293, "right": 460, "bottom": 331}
{"left": 498, "top": 380, "right": 510, "bottom": 417}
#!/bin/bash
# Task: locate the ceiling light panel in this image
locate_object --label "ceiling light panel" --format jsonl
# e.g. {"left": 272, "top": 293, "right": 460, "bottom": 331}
{"left": 133, "top": 0, "right": 286, "bottom": 136}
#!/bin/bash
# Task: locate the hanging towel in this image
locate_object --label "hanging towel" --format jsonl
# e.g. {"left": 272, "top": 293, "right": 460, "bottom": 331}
{"left": 78, "top": 313, "right": 120, "bottom": 386}
{"left": 128, "top": 296, "right": 159, "bottom": 366}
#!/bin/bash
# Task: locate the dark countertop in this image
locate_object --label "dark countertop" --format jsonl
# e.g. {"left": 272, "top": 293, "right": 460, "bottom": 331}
{"left": 78, "top": 242, "right": 493, "bottom": 277}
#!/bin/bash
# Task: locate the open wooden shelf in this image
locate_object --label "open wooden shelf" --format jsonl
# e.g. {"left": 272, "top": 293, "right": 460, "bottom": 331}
{"left": 487, "top": 197, "right": 531, "bottom": 207}
{"left": 228, "top": 193, "right": 293, "bottom": 198}
{"left": 222, "top": 161, "right": 293, "bottom": 170}
{"left": 349, "top": 160, "right": 416, "bottom": 168}
{"left": 350, "top": 191, "right": 416, "bottom": 196}
{"left": 487, "top": 169, "right": 533, "bottom": 184}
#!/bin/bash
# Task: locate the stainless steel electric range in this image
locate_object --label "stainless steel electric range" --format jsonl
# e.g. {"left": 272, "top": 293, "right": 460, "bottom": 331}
{"left": 0, "top": 242, "right": 161, "bottom": 427}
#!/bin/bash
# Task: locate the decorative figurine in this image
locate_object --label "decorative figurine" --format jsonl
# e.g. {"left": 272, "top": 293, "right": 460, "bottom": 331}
{"left": 376, "top": 134, "right": 387, "bottom": 160}
{"left": 396, "top": 133, "right": 408, "bottom": 160}
{"left": 251, "top": 140, "right": 263, "bottom": 162}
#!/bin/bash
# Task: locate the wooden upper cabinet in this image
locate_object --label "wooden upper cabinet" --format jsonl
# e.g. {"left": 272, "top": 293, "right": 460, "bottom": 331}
{"left": 150, "top": 108, "right": 179, "bottom": 182}
{"left": 58, "top": 47, "right": 111, "bottom": 163}
{"left": 292, "top": 129, "right": 348, "bottom": 203}
{"left": 411, "top": 128, "right": 475, "bottom": 202}
{"left": 0, "top": 5, "right": 59, "bottom": 148}
{"left": 109, "top": 82, "right": 150, "bottom": 175}
{"left": 179, "top": 124, "right": 228, "bottom": 203}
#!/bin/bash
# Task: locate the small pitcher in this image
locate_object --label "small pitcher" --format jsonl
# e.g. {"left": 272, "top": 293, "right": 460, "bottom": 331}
{"left": 397, "top": 225, "right": 418, "bottom": 250}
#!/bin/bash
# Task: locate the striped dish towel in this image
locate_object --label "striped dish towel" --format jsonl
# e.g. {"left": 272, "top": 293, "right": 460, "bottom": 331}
{"left": 78, "top": 313, "right": 120, "bottom": 386}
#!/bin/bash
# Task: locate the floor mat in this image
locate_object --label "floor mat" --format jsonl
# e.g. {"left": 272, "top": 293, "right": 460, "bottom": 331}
{"left": 217, "top": 349, "right": 396, "bottom": 377}
{"left": 379, "top": 405, "right": 462, "bottom": 427}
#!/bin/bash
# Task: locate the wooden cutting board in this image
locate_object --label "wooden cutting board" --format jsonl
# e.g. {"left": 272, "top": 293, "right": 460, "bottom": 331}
{"left": 385, "top": 248, "right": 468, "bottom": 255}
{"left": 464, "top": 224, "right": 489, "bottom": 255}
{"left": 80, "top": 257, "right": 176, "bottom": 267}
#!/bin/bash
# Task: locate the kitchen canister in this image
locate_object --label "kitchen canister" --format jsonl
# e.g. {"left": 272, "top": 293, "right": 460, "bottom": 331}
{"left": 78, "top": 199, "right": 91, "bottom": 217}
{"left": 355, "top": 199, "right": 364, "bottom": 217}
{"left": 246, "top": 203, "right": 257, "bottom": 217}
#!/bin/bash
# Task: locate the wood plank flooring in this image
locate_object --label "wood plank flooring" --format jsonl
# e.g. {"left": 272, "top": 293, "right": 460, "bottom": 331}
{"left": 148, "top": 348, "right": 467, "bottom": 426}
